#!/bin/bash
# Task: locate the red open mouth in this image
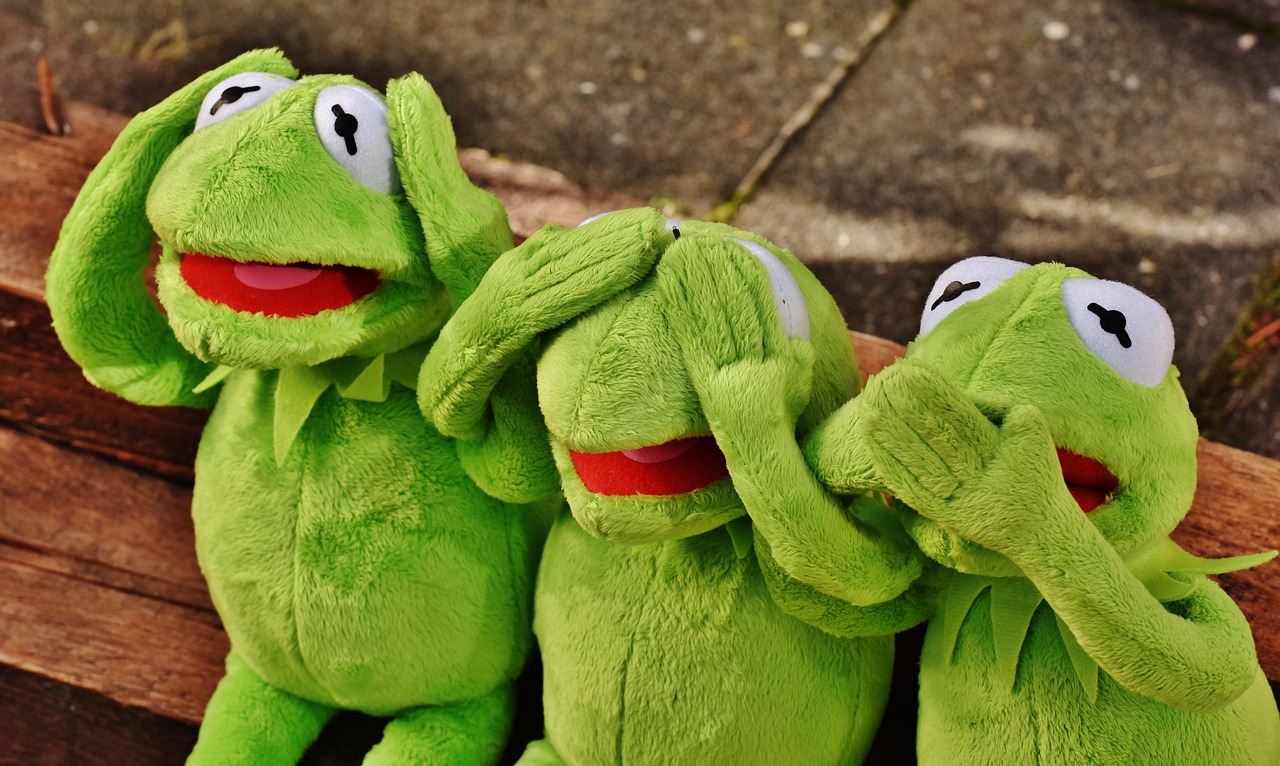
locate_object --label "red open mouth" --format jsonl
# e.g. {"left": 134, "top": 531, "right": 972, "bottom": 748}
{"left": 180, "top": 252, "right": 381, "bottom": 318}
{"left": 1057, "top": 448, "right": 1118, "bottom": 513}
{"left": 569, "top": 436, "right": 730, "bottom": 496}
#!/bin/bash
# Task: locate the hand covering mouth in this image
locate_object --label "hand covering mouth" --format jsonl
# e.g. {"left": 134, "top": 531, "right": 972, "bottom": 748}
{"left": 181, "top": 252, "right": 381, "bottom": 317}
{"left": 569, "top": 436, "right": 730, "bottom": 496}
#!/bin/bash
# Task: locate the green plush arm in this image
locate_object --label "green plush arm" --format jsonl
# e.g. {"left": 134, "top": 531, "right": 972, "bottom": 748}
{"left": 804, "top": 394, "right": 881, "bottom": 495}
{"left": 656, "top": 237, "right": 923, "bottom": 607}
{"left": 387, "top": 72, "right": 513, "bottom": 308}
{"left": 45, "top": 49, "right": 297, "bottom": 407}
{"left": 418, "top": 207, "right": 669, "bottom": 442}
{"left": 860, "top": 358, "right": 1262, "bottom": 712}
{"left": 755, "top": 497, "right": 941, "bottom": 637}
{"left": 454, "top": 353, "right": 560, "bottom": 504}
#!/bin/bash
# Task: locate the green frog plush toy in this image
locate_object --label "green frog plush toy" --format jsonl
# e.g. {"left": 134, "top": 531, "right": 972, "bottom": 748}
{"left": 420, "top": 208, "right": 924, "bottom": 765}
{"left": 772, "top": 256, "right": 1279, "bottom": 764}
{"left": 45, "top": 49, "right": 558, "bottom": 765}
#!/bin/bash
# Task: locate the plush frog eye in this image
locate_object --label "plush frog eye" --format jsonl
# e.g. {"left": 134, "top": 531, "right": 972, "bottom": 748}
{"left": 920, "top": 256, "right": 1031, "bottom": 335}
{"left": 313, "top": 84, "right": 401, "bottom": 194}
{"left": 1062, "top": 278, "right": 1174, "bottom": 386}
{"left": 195, "top": 72, "right": 295, "bottom": 131}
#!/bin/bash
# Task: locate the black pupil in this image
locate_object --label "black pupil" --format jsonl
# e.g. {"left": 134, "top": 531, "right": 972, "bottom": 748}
{"left": 1087, "top": 302, "right": 1133, "bottom": 348}
{"left": 932, "top": 280, "right": 981, "bottom": 311}
{"left": 332, "top": 105, "right": 360, "bottom": 155}
{"left": 209, "top": 85, "right": 262, "bottom": 116}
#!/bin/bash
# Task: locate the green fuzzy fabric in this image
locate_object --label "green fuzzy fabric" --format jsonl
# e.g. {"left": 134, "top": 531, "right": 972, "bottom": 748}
{"left": 46, "top": 49, "right": 557, "bottom": 765}
{"left": 805, "top": 261, "right": 1280, "bottom": 764}
{"left": 422, "top": 212, "right": 923, "bottom": 765}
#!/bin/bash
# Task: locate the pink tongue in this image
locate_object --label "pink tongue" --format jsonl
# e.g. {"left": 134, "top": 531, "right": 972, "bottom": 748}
{"left": 233, "top": 262, "right": 323, "bottom": 290}
{"left": 621, "top": 439, "right": 701, "bottom": 464}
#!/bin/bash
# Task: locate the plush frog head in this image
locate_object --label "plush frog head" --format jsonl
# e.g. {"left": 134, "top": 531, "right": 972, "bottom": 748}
{"left": 143, "top": 55, "right": 510, "bottom": 370}
{"left": 534, "top": 216, "right": 858, "bottom": 543}
{"left": 851, "top": 257, "right": 1197, "bottom": 575}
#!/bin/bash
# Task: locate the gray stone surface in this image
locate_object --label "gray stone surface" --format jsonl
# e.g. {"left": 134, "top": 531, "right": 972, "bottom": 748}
{"left": 736, "top": 0, "right": 1280, "bottom": 390}
{"left": 5, "top": 0, "right": 893, "bottom": 210}
{"left": 1, "top": 0, "right": 1277, "bottom": 456}
{"left": 1193, "top": 0, "right": 1280, "bottom": 28}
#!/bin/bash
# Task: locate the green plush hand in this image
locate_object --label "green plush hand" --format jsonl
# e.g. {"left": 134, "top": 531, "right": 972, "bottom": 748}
{"left": 657, "top": 234, "right": 922, "bottom": 607}
{"left": 859, "top": 358, "right": 1071, "bottom": 554}
{"left": 656, "top": 236, "right": 813, "bottom": 427}
{"left": 421, "top": 208, "right": 671, "bottom": 441}
{"left": 804, "top": 395, "right": 880, "bottom": 495}
{"left": 45, "top": 48, "right": 297, "bottom": 406}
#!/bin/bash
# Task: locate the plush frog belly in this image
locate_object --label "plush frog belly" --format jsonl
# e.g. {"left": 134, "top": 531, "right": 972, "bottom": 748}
{"left": 195, "top": 372, "right": 544, "bottom": 713}
{"left": 920, "top": 588, "right": 1278, "bottom": 765}
{"left": 533, "top": 514, "right": 892, "bottom": 766}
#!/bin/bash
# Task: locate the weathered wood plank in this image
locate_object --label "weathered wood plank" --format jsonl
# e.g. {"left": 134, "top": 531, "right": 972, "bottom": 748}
{"left": 0, "top": 287, "right": 207, "bottom": 481}
{"left": 0, "top": 102, "right": 126, "bottom": 302}
{"left": 0, "top": 426, "right": 207, "bottom": 608}
{"left": 0, "top": 557, "right": 226, "bottom": 724}
{"left": 0, "top": 661, "right": 394, "bottom": 766}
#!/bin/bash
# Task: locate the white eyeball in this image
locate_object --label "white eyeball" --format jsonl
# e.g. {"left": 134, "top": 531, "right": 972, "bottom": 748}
{"left": 577, "top": 211, "right": 616, "bottom": 226}
{"left": 1062, "top": 278, "right": 1174, "bottom": 387}
{"left": 313, "top": 85, "right": 401, "bottom": 194}
{"left": 734, "top": 239, "right": 809, "bottom": 340}
{"left": 195, "top": 72, "right": 295, "bottom": 131}
{"left": 920, "top": 256, "right": 1031, "bottom": 336}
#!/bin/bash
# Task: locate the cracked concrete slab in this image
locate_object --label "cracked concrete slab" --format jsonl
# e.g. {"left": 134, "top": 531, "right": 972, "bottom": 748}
{"left": 4, "top": 0, "right": 895, "bottom": 211}
{"left": 1183, "top": 0, "right": 1280, "bottom": 28}
{"left": 736, "top": 0, "right": 1280, "bottom": 391}
{"left": 3, "top": 0, "right": 1277, "bottom": 456}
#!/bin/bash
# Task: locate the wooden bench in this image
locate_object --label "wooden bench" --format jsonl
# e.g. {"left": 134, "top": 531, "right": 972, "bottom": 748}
{"left": 2, "top": 104, "right": 1277, "bottom": 765}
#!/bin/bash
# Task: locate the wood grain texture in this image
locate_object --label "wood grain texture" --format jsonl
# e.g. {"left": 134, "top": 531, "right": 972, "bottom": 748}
{"left": 0, "top": 288, "right": 206, "bottom": 481}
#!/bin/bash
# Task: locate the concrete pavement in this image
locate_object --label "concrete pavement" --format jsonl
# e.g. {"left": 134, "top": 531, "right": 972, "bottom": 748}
{"left": 1, "top": 0, "right": 1277, "bottom": 456}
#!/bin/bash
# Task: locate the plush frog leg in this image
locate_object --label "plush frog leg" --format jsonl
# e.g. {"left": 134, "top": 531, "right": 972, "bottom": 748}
{"left": 187, "top": 650, "right": 335, "bottom": 766}
{"left": 362, "top": 684, "right": 514, "bottom": 766}
{"left": 860, "top": 358, "right": 1262, "bottom": 712}
{"left": 45, "top": 49, "right": 296, "bottom": 407}
{"left": 419, "top": 207, "right": 670, "bottom": 443}
{"left": 655, "top": 237, "right": 922, "bottom": 608}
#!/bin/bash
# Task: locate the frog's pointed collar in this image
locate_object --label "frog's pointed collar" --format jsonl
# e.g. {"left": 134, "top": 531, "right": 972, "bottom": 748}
{"left": 193, "top": 342, "right": 430, "bottom": 465}
{"left": 937, "top": 538, "right": 1276, "bottom": 701}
